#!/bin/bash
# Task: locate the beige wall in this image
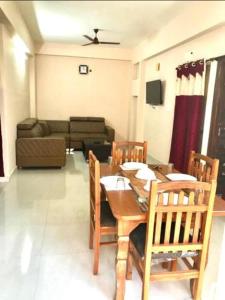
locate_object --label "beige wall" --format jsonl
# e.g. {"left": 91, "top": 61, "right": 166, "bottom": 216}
{"left": 139, "top": 25, "right": 225, "bottom": 163}
{"left": 36, "top": 54, "right": 132, "bottom": 140}
{"left": 0, "top": 24, "right": 30, "bottom": 179}
{"left": 0, "top": 1, "right": 34, "bottom": 54}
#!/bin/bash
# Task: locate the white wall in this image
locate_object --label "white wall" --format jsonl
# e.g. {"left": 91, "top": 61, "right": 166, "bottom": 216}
{"left": 133, "top": 1, "right": 225, "bottom": 63}
{"left": 37, "top": 42, "right": 132, "bottom": 61}
{"left": 141, "top": 24, "right": 225, "bottom": 163}
{"left": 0, "top": 24, "right": 30, "bottom": 179}
{"left": 36, "top": 54, "right": 132, "bottom": 140}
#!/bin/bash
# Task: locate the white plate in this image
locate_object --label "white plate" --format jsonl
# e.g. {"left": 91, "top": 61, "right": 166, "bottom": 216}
{"left": 122, "top": 162, "right": 148, "bottom": 170}
{"left": 100, "top": 176, "right": 130, "bottom": 190}
{"left": 166, "top": 173, "right": 197, "bottom": 181}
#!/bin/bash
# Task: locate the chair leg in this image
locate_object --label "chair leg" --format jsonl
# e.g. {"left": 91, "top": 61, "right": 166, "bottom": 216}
{"left": 190, "top": 279, "right": 197, "bottom": 299}
{"left": 142, "top": 257, "right": 152, "bottom": 300}
{"left": 93, "top": 230, "right": 100, "bottom": 275}
{"left": 142, "top": 279, "right": 150, "bottom": 300}
{"left": 170, "top": 259, "right": 177, "bottom": 271}
{"left": 126, "top": 249, "right": 133, "bottom": 280}
{"left": 89, "top": 223, "right": 93, "bottom": 249}
{"left": 191, "top": 257, "right": 201, "bottom": 300}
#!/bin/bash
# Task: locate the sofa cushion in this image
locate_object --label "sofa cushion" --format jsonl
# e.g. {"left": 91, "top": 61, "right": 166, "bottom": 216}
{"left": 38, "top": 120, "right": 50, "bottom": 136}
{"left": 17, "top": 123, "right": 44, "bottom": 138}
{"left": 130, "top": 222, "right": 193, "bottom": 259}
{"left": 70, "top": 132, "right": 107, "bottom": 141}
{"left": 101, "top": 201, "right": 116, "bottom": 227}
{"left": 46, "top": 120, "right": 69, "bottom": 133}
{"left": 70, "top": 121, "right": 105, "bottom": 133}
{"left": 70, "top": 117, "right": 88, "bottom": 121}
{"left": 17, "top": 118, "right": 37, "bottom": 130}
{"left": 87, "top": 117, "right": 105, "bottom": 122}
{"left": 49, "top": 133, "right": 70, "bottom": 147}
{"left": 70, "top": 116, "right": 105, "bottom": 122}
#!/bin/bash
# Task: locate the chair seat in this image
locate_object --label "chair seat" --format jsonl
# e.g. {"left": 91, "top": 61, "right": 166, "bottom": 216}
{"left": 100, "top": 201, "right": 116, "bottom": 227}
{"left": 130, "top": 222, "right": 196, "bottom": 259}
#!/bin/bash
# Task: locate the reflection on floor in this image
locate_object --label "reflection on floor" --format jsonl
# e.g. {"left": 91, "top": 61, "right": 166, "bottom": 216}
{"left": 0, "top": 152, "right": 192, "bottom": 300}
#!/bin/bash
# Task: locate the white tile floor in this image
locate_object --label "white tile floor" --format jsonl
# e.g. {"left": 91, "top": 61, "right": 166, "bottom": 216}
{"left": 0, "top": 152, "right": 193, "bottom": 300}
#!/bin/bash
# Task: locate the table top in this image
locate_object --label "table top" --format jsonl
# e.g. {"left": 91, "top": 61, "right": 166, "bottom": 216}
{"left": 100, "top": 163, "right": 225, "bottom": 220}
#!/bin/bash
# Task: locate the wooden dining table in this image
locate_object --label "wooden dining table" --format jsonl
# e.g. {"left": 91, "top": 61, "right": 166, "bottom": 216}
{"left": 100, "top": 163, "right": 225, "bottom": 300}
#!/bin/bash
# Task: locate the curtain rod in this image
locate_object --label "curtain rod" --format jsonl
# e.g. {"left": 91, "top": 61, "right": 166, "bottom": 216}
{"left": 206, "top": 54, "right": 225, "bottom": 62}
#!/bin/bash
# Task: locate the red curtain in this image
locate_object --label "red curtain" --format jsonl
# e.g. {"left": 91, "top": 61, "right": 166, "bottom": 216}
{"left": 169, "top": 59, "right": 204, "bottom": 173}
{"left": 0, "top": 117, "right": 4, "bottom": 177}
{"left": 169, "top": 95, "right": 203, "bottom": 172}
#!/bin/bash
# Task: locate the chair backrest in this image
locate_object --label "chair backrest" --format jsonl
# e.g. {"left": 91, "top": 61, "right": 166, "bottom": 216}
{"left": 112, "top": 141, "right": 147, "bottom": 166}
{"left": 187, "top": 151, "right": 219, "bottom": 182}
{"left": 89, "top": 151, "right": 101, "bottom": 229}
{"left": 144, "top": 180, "right": 216, "bottom": 275}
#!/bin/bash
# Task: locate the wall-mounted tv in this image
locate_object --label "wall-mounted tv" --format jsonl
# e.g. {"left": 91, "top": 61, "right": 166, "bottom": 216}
{"left": 146, "top": 80, "right": 162, "bottom": 105}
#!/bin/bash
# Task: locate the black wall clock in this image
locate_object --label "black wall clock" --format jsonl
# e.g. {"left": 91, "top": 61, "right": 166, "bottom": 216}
{"left": 79, "top": 65, "right": 89, "bottom": 74}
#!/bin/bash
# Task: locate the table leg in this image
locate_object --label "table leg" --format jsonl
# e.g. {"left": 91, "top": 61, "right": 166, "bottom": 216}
{"left": 115, "top": 235, "right": 129, "bottom": 300}
{"left": 114, "top": 220, "right": 141, "bottom": 300}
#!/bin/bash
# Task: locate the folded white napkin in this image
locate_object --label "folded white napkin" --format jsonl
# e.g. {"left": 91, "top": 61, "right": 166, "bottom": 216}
{"left": 100, "top": 176, "right": 131, "bottom": 191}
{"left": 135, "top": 168, "right": 156, "bottom": 180}
{"left": 144, "top": 179, "right": 161, "bottom": 191}
{"left": 166, "top": 173, "right": 197, "bottom": 181}
{"left": 120, "top": 162, "right": 148, "bottom": 171}
{"left": 104, "top": 183, "right": 132, "bottom": 191}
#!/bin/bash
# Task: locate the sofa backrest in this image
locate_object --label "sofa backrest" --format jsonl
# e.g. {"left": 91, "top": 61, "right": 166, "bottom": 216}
{"left": 17, "top": 118, "right": 44, "bottom": 138}
{"left": 46, "top": 120, "right": 69, "bottom": 133}
{"left": 38, "top": 120, "right": 51, "bottom": 136}
{"left": 70, "top": 117, "right": 105, "bottom": 133}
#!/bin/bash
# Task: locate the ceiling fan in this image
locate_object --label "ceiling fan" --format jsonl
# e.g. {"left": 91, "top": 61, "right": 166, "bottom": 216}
{"left": 82, "top": 29, "right": 120, "bottom": 46}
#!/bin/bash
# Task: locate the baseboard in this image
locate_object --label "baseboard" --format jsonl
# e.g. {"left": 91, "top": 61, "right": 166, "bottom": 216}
{"left": 0, "top": 176, "right": 9, "bottom": 182}
{"left": 0, "top": 166, "right": 16, "bottom": 183}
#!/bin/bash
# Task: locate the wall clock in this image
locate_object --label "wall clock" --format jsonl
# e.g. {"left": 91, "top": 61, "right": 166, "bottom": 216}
{"left": 79, "top": 65, "right": 89, "bottom": 74}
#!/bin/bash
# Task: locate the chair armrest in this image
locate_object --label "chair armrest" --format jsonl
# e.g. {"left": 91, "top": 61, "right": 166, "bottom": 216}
{"left": 16, "top": 137, "right": 66, "bottom": 157}
{"left": 105, "top": 126, "right": 115, "bottom": 142}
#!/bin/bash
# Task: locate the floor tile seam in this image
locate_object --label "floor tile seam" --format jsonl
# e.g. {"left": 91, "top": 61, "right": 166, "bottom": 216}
{"left": 38, "top": 250, "right": 91, "bottom": 257}
{"left": 39, "top": 197, "right": 51, "bottom": 256}
{"left": 39, "top": 246, "right": 91, "bottom": 256}
{"left": 33, "top": 197, "right": 51, "bottom": 300}
{"left": 28, "top": 254, "right": 42, "bottom": 300}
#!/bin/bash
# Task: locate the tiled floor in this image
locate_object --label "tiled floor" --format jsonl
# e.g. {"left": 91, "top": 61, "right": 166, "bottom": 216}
{"left": 0, "top": 152, "right": 193, "bottom": 300}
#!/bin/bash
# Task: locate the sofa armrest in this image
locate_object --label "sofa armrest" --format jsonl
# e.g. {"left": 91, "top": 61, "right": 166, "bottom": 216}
{"left": 16, "top": 137, "right": 66, "bottom": 156}
{"left": 105, "top": 126, "right": 115, "bottom": 142}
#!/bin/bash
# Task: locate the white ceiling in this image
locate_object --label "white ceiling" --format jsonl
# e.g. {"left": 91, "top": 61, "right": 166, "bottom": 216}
{"left": 17, "top": 1, "right": 189, "bottom": 48}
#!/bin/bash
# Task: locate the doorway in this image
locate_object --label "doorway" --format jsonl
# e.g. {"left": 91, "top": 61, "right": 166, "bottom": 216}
{"left": 207, "top": 59, "right": 225, "bottom": 194}
{"left": 0, "top": 116, "right": 4, "bottom": 177}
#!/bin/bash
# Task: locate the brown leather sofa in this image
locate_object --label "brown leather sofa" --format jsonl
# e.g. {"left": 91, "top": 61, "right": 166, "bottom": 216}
{"left": 70, "top": 117, "right": 114, "bottom": 149}
{"left": 16, "top": 118, "right": 66, "bottom": 167}
{"left": 16, "top": 117, "right": 115, "bottom": 167}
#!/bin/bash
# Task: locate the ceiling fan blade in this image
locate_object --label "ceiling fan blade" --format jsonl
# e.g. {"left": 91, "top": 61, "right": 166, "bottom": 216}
{"left": 99, "top": 42, "right": 120, "bottom": 45}
{"left": 83, "top": 35, "right": 94, "bottom": 41}
{"left": 82, "top": 42, "right": 94, "bottom": 46}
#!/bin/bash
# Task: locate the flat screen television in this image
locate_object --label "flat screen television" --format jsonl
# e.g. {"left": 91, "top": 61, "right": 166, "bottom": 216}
{"left": 146, "top": 80, "right": 162, "bottom": 105}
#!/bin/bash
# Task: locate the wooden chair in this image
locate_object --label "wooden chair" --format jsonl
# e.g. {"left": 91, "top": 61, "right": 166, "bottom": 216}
{"left": 89, "top": 151, "right": 117, "bottom": 275}
{"left": 127, "top": 179, "right": 217, "bottom": 300}
{"left": 187, "top": 150, "right": 219, "bottom": 285}
{"left": 187, "top": 151, "right": 219, "bottom": 182}
{"left": 111, "top": 141, "right": 147, "bottom": 166}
